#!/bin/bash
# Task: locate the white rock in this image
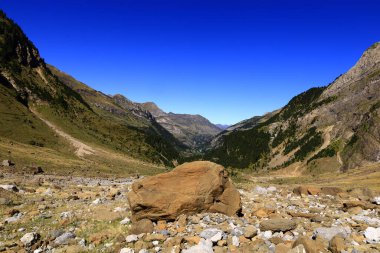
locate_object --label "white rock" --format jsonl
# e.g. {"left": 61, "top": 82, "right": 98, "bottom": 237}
{"left": 182, "top": 239, "right": 213, "bottom": 253}
{"left": 0, "top": 184, "right": 18, "bottom": 192}
{"left": 139, "top": 250, "right": 149, "bottom": 253}
{"left": 364, "top": 227, "right": 380, "bottom": 243}
{"left": 262, "top": 230, "right": 273, "bottom": 240}
{"left": 92, "top": 198, "right": 102, "bottom": 205}
{"left": 267, "top": 186, "right": 277, "bottom": 192}
{"left": 125, "top": 234, "right": 138, "bottom": 243}
{"left": 114, "top": 207, "right": 126, "bottom": 212}
{"left": 120, "top": 248, "right": 134, "bottom": 253}
{"left": 232, "top": 235, "right": 240, "bottom": 246}
{"left": 313, "top": 226, "right": 351, "bottom": 241}
{"left": 372, "top": 196, "right": 380, "bottom": 205}
{"left": 60, "top": 211, "right": 73, "bottom": 219}
{"left": 120, "top": 217, "right": 131, "bottom": 225}
{"left": 200, "top": 228, "right": 223, "bottom": 242}
{"left": 20, "top": 232, "right": 39, "bottom": 246}
{"left": 33, "top": 249, "right": 43, "bottom": 253}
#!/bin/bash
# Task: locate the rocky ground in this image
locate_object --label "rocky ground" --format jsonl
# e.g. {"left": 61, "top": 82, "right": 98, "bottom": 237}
{"left": 1, "top": 167, "right": 380, "bottom": 252}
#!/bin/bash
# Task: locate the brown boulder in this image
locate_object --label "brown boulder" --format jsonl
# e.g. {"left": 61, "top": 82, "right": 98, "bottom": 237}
{"left": 127, "top": 161, "right": 242, "bottom": 221}
{"left": 293, "top": 186, "right": 321, "bottom": 196}
{"left": 320, "top": 187, "right": 344, "bottom": 196}
{"left": 260, "top": 218, "right": 297, "bottom": 232}
{"left": 129, "top": 219, "right": 154, "bottom": 234}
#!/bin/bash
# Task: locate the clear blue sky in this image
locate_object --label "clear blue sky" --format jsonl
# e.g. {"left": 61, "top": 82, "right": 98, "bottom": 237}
{"left": 1, "top": 0, "right": 379, "bottom": 124}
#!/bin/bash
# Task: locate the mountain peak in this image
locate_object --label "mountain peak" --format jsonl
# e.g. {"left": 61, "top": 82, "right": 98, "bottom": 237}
{"left": 324, "top": 42, "right": 380, "bottom": 97}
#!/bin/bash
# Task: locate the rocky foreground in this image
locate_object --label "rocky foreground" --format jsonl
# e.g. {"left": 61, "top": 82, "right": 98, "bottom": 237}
{"left": 0, "top": 163, "right": 380, "bottom": 253}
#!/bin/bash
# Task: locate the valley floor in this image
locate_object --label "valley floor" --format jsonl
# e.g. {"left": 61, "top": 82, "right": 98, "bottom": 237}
{"left": 0, "top": 161, "right": 379, "bottom": 252}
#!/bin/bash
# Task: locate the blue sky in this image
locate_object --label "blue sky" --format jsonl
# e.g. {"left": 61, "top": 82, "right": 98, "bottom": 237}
{"left": 1, "top": 0, "right": 379, "bottom": 124}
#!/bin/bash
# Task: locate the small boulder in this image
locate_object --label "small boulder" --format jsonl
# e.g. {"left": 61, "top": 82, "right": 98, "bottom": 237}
{"left": 127, "top": 161, "right": 242, "bottom": 221}
{"left": 243, "top": 225, "right": 257, "bottom": 239}
{"left": 20, "top": 232, "right": 40, "bottom": 247}
{"left": 182, "top": 238, "right": 213, "bottom": 253}
{"left": 312, "top": 226, "right": 350, "bottom": 241}
{"left": 364, "top": 227, "right": 380, "bottom": 244}
{"left": 200, "top": 228, "right": 223, "bottom": 242}
{"left": 260, "top": 218, "right": 297, "bottom": 232}
{"left": 2, "top": 160, "right": 14, "bottom": 166}
{"left": 329, "top": 235, "right": 345, "bottom": 253}
{"left": 54, "top": 232, "right": 75, "bottom": 245}
{"left": 129, "top": 219, "right": 154, "bottom": 234}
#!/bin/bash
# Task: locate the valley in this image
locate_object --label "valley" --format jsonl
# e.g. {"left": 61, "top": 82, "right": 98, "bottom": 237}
{"left": 0, "top": 7, "right": 380, "bottom": 253}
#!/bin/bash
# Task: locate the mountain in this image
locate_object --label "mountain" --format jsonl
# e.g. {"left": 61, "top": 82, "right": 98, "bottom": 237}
{"left": 0, "top": 10, "right": 181, "bottom": 167}
{"left": 215, "top": 124, "right": 230, "bottom": 130}
{"left": 139, "top": 102, "right": 222, "bottom": 151}
{"left": 205, "top": 42, "right": 380, "bottom": 174}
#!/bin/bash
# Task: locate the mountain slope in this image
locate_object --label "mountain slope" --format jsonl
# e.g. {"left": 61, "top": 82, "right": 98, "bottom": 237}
{"left": 0, "top": 10, "right": 180, "bottom": 167}
{"left": 139, "top": 102, "right": 222, "bottom": 151}
{"left": 206, "top": 42, "right": 380, "bottom": 173}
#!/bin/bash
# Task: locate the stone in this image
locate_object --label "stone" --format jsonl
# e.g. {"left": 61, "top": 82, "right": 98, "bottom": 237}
{"left": 54, "top": 232, "right": 75, "bottom": 245}
{"left": 128, "top": 161, "right": 242, "bottom": 221}
{"left": 364, "top": 227, "right": 380, "bottom": 243}
{"left": 293, "top": 186, "right": 321, "bottom": 196}
{"left": 243, "top": 225, "right": 257, "bottom": 238}
{"left": 184, "top": 236, "right": 201, "bottom": 245}
{"left": 2, "top": 160, "right": 14, "bottom": 166}
{"left": 329, "top": 235, "right": 345, "bottom": 253}
{"left": 182, "top": 238, "right": 213, "bottom": 253}
{"left": 144, "top": 233, "right": 166, "bottom": 241}
{"left": 120, "top": 217, "right": 131, "bottom": 225}
{"left": 24, "top": 166, "right": 44, "bottom": 174}
{"left": 129, "top": 219, "right": 154, "bottom": 234}
{"left": 20, "top": 232, "right": 40, "bottom": 247}
{"left": 372, "top": 196, "right": 380, "bottom": 205}
{"left": 293, "top": 236, "right": 325, "bottom": 253}
{"left": 320, "top": 187, "right": 343, "bottom": 196}
{"left": 200, "top": 228, "right": 223, "bottom": 242}
{"left": 260, "top": 218, "right": 297, "bottom": 232}
{"left": 120, "top": 248, "right": 134, "bottom": 253}
{"left": 126, "top": 234, "right": 138, "bottom": 243}
{"left": 312, "top": 226, "right": 350, "bottom": 241}
{"left": 289, "top": 244, "right": 306, "bottom": 253}
{"left": 0, "top": 184, "right": 19, "bottom": 192}
{"left": 275, "top": 243, "right": 291, "bottom": 253}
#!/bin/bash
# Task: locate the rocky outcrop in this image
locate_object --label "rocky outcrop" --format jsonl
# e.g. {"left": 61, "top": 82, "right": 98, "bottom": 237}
{"left": 127, "top": 161, "right": 242, "bottom": 221}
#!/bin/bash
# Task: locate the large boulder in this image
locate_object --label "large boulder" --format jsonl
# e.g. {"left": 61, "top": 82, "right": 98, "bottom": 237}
{"left": 127, "top": 161, "right": 242, "bottom": 221}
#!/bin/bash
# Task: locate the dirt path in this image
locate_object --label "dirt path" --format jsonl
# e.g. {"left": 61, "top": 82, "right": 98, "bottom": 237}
{"left": 30, "top": 109, "right": 95, "bottom": 157}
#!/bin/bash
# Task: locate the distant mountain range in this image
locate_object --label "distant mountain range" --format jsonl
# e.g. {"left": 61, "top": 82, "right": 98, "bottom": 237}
{"left": 139, "top": 102, "right": 222, "bottom": 151}
{"left": 1, "top": 9, "right": 379, "bottom": 174}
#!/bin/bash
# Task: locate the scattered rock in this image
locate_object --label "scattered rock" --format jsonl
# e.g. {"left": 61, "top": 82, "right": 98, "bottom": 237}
{"left": 2, "top": 160, "right": 14, "bottom": 166}
{"left": 313, "top": 226, "right": 351, "bottom": 241}
{"left": 364, "top": 227, "right": 380, "bottom": 244}
{"left": 0, "top": 184, "right": 19, "bottom": 192}
{"left": 129, "top": 219, "right": 154, "bottom": 234}
{"left": 243, "top": 225, "right": 257, "bottom": 238}
{"left": 260, "top": 218, "right": 297, "bottom": 232}
{"left": 329, "top": 235, "right": 345, "bottom": 253}
{"left": 120, "top": 217, "right": 131, "bottom": 225}
{"left": 200, "top": 228, "right": 223, "bottom": 242}
{"left": 125, "top": 234, "right": 138, "bottom": 243}
{"left": 20, "top": 232, "right": 40, "bottom": 247}
{"left": 128, "top": 161, "right": 242, "bottom": 221}
{"left": 54, "top": 232, "right": 75, "bottom": 245}
{"left": 182, "top": 238, "right": 213, "bottom": 253}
